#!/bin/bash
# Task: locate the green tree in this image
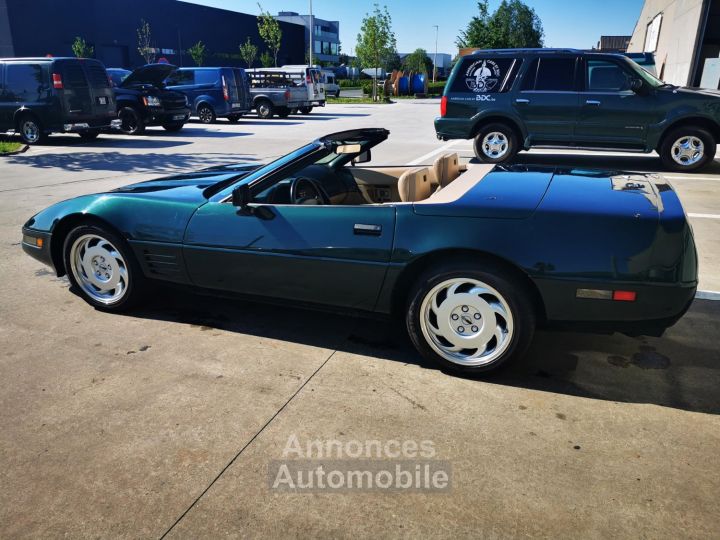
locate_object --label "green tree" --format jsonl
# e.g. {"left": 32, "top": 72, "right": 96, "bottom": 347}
{"left": 403, "top": 48, "right": 433, "bottom": 74}
{"left": 188, "top": 40, "right": 207, "bottom": 66}
{"left": 137, "top": 19, "right": 155, "bottom": 64}
{"left": 456, "top": 0, "right": 544, "bottom": 49}
{"left": 71, "top": 36, "right": 94, "bottom": 58}
{"left": 355, "top": 4, "right": 397, "bottom": 101}
{"left": 257, "top": 3, "right": 282, "bottom": 67}
{"left": 260, "top": 50, "right": 274, "bottom": 67}
{"left": 239, "top": 37, "right": 258, "bottom": 68}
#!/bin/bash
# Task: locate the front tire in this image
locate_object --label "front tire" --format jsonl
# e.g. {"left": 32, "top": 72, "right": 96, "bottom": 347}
{"left": 659, "top": 127, "right": 716, "bottom": 172}
{"left": 406, "top": 260, "right": 535, "bottom": 375}
{"left": 118, "top": 107, "right": 145, "bottom": 135}
{"left": 17, "top": 115, "right": 47, "bottom": 145}
{"left": 63, "top": 224, "right": 145, "bottom": 312}
{"left": 162, "top": 122, "right": 185, "bottom": 132}
{"left": 473, "top": 123, "right": 518, "bottom": 164}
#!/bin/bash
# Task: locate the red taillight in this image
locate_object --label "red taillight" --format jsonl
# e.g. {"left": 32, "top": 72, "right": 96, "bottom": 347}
{"left": 222, "top": 76, "right": 229, "bottom": 101}
{"left": 284, "top": 89, "right": 290, "bottom": 100}
{"left": 306, "top": 74, "right": 312, "bottom": 84}
{"left": 440, "top": 96, "right": 447, "bottom": 117}
{"left": 613, "top": 291, "right": 637, "bottom": 302}
{"left": 52, "top": 73, "right": 63, "bottom": 89}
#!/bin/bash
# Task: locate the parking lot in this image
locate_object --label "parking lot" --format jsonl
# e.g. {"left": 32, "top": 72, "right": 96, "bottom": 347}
{"left": 1, "top": 100, "right": 719, "bottom": 538}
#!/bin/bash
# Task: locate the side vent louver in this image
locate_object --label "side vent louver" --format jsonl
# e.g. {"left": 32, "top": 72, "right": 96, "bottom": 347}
{"left": 142, "top": 250, "right": 181, "bottom": 277}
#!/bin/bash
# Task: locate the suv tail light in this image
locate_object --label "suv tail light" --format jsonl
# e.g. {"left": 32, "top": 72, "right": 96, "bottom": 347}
{"left": 222, "top": 75, "right": 229, "bottom": 101}
{"left": 52, "top": 73, "right": 63, "bottom": 89}
{"left": 440, "top": 95, "right": 447, "bottom": 117}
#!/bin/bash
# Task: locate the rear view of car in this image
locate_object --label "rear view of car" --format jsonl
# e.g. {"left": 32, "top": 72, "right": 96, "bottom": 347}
{"left": 0, "top": 57, "right": 118, "bottom": 144}
{"left": 165, "top": 67, "right": 251, "bottom": 124}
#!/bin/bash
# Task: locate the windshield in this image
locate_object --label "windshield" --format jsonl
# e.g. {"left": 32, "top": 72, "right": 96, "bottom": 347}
{"left": 622, "top": 57, "right": 664, "bottom": 87}
{"left": 109, "top": 69, "right": 131, "bottom": 87}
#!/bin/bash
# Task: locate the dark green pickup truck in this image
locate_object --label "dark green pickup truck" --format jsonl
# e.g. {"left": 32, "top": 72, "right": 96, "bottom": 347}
{"left": 435, "top": 48, "right": 720, "bottom": 172}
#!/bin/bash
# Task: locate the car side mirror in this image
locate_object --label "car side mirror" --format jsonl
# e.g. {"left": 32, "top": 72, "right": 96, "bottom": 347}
{"left": 629, "top": 78, "right": 646, "bottom": 95}
{"left": 352, "top": 150, "right": 371, "bottom": 165}
{"left": 231, "top": 184, "right": 251, "bottom": 208}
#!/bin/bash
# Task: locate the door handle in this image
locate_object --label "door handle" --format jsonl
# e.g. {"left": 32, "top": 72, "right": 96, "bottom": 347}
{"left": 515, "top": 98, "right": 530, "bottom": 104}
{"left": 585, "top": 100, "right": 601, "bottom": 106}
{"left": 354, "top": 223, "right": 382, "bottom": 236}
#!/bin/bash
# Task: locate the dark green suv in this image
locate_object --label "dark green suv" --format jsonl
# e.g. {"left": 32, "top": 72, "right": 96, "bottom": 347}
{"left": 435, "top": 49, "right": 720, "bottom": 172}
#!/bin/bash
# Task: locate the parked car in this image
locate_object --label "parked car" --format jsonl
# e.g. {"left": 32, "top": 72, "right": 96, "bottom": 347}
{"left": 435, "top": 48, "right": 720, "bottom": 172}
{"left": 107, "top": 64, "right": 190, "bottom": 134}
{"left": 247, "top": 71, "right": 306, "bottom": 119}
{"left": 21, "top": 128, "right": 697, "bottom": 376}
{"left": 164, "top": 67, "right": 251, "bottom": 124}
{"left": 321, "top": 69, "right": 340, "bottom": 97}
{"left": 255, "top": 65, "right": 325, "bottom": 113}
{"left": 0, "top": 57, "right": 118, "bottom": 144}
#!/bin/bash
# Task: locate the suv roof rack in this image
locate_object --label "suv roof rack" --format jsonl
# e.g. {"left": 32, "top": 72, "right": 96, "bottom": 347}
{"left": 470, "top": 48, "right": 582, "bottom": 55}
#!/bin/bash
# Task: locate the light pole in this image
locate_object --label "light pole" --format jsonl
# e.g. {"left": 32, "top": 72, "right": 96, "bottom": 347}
{"left": 309, "top": 0, "right": 313, "bottom": 67}
{"left": 433, "top": 25, "right": 439, "bottom": 83}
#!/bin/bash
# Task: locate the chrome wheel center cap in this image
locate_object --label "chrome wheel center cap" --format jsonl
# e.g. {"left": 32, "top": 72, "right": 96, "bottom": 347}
{"left": 449, "top": 305, "right": 482, "bottom": 336}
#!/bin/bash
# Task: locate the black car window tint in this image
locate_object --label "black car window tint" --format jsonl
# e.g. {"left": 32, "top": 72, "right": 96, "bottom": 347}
{"left": 64, "top": 62, "right": 88, "bottom": 88}
{"left": 86, "top": 62, "right": 110, "bottom": 88}
{"left": 534, "top": 58, "right": 575, "bottom": 91}
{"left": 520, "top": 58, "right": 539, "bottom": 90}
{"left": 167, "top": 70, "right": 194, "bottom": 85}
{"left": 5, "top": 64, "right": 46, "bottom": 100}
{"left": 450, "top": 57, "right": 518, "bottom": 93}
{"left": 587, "top": 60, "right": 631, "bottom": 91}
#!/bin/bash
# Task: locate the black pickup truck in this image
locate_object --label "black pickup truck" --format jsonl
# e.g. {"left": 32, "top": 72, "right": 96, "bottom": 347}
{"left": 107, "top": 64, "right": 191, "bottom": 134}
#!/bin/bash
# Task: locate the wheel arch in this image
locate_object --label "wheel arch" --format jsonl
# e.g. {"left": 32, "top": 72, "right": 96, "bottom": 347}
{"left": 50, "top": 213, "right": 125, "bottom": 277}
{"left": 13, "top": 107, "right": 41, "bottom": 128}
{"left": 657, "top": 116, "right": 720, "bottom": 151}
{"left": 390, "top": 248, "right": 547, "bottom": 323}
{"left": 471, "top": 115, "right": 526, "bottom": 147}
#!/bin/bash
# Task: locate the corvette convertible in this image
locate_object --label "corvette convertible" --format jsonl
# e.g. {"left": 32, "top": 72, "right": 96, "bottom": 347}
{"left": 22, "top": 128, "right": 697, "bottom": 374}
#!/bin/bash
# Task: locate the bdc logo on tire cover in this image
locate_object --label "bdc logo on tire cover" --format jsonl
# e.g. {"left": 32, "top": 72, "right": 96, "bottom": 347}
{"left": 464, "top": 60, "right": 501, "bottom": 93}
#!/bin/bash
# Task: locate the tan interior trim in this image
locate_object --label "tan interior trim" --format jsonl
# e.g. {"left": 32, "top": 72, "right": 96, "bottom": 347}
{"left": 417, "top": 164, "right": 495, "bottom": 204}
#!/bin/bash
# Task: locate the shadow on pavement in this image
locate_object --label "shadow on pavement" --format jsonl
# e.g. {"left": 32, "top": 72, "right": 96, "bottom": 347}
{"left": 124, "top": 287, "right": 720, "bottom": 415}
{"left": 5, "top": 151, "right": 257, "bottom": 173}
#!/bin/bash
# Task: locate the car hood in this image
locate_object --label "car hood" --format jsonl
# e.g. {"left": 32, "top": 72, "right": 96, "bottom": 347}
{"left": 121, "top": 64, "right": 177, "bottom": 88}
{"left": 660, "top": 86, "right": 720, "bottom": 99}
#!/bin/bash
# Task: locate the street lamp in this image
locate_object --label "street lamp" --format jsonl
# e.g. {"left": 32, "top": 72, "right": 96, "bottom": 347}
{"left": 309, "top": 0, "right": 313, "bottom": 67}
{"left": 433, "top": 25, "right": 439, "bottom": 83}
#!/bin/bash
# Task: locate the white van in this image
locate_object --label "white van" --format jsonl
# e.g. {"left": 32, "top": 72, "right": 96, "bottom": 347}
{"left": 321, "top": 70, "right": 340, "bottom": 97}
{"left": 273, "top": 65, "right": 325, "bottom": 111}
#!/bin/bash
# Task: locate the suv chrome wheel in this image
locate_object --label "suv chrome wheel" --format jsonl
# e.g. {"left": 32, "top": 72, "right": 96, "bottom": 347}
{"left": 69, "top": 234, "right": 129, "bottom": 305}
{"left": 419, "top": 277, "right": 514, "bottom": 367}
{"left": 20, "top": 119, "right": 41, "bottom": 144}
{"left": 481, "top": 131, "right": 508, "bottom": 159}
{"left": 671, "top": 136, "right": 704, "bottom": 167}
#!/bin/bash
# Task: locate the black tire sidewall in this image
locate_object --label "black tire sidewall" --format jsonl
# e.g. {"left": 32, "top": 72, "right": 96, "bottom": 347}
{"left": 62, "top": 224, "right": 145, "bottom": 312}
{"left": 660, "top": 127, "right": 716, "bottom": 172}
{"left": 198, "top": 105, "right": 216, "bottom": 124}
{"left": 473, "top": 123, "right": 518, "bottom": 164}
{"left": 18, "top": 116, "right": 45, "bottom": 144}
{"left": 119, "top": 107, "right": 144, "bottom": 135}
{"left": 257, "top": 101, "right": 274, "bottom": 119}
{"left": 162, "top": 122, "right": 185, "bottom": 132}
{"left": 79, "top": 130, "right": 100, "bottom": 140}
{"left": 406, "top": 261, "right": 535, "bottom": 375}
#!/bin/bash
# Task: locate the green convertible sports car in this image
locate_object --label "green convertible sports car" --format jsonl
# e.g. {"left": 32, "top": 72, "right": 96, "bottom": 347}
{"left": 21, "top": 128, "right": 698, "bottom": 374}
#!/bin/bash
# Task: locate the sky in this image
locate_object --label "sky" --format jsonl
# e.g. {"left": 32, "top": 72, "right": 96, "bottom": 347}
{"left": 185, "top": 0, "right": 645, "bottom": 55}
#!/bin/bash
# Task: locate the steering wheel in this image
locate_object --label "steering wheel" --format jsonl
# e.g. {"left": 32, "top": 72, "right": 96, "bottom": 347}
{"left": 290, "top": 177, "right": 329, "bottom": 205}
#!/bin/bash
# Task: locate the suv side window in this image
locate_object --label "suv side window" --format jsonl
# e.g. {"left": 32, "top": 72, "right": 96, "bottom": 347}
{"left": 450, "top": 57, "right": 521, "bottom": 94}
{"left": 522, "top": 57, "right": 576, "bottom": 91}
{"left": 586, "top": 59, "right": 631, "bottom": 92}
{"left": 5, "top": 63, "right": 46, "bottom": 101}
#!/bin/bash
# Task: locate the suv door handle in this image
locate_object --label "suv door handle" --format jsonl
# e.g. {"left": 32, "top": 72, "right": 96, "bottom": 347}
{"left": 515, "top": 98, "right": 530, "bottom": 104}
{"left": 585, "top": 100, "right": 601, "bottom": 106}
{"left": 354, "top": 223, "right": 382, "bottom": 236}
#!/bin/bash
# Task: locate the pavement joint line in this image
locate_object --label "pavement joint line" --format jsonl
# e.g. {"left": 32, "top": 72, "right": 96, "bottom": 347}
{"left": 158, "top": 349, "right": 339, "bottom": 540}
{"left": 408, "top": 140, "right": 460, "bottom": 166}
{"left": 697, "top": 290, "right": 720, "bottom": 300}
{"left": 688, "top": 213, "right": 720, "bottom": 219}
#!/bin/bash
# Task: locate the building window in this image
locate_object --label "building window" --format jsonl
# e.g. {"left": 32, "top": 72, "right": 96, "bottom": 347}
{"left": 644, "top": 14, "right": 662, "bottom": 53}
{"left": 322, "top": 42, "right": 331, "bottom": 55}
{"left": 331, "top": 43, "right": 338, "bottom": 55}
{"left": 314, "top": 25, "right": 321, "bottom": 36}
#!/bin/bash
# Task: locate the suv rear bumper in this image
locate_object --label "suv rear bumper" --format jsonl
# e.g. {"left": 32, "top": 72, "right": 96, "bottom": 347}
{"left": 434, "top": 117, "right": 474, "bottom": 140}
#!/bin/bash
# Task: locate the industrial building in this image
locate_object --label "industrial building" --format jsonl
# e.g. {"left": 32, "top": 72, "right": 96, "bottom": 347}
{"left": 627, "top": 0, "right": 720, "bottom": 88}
{"left": 0, "top": 0, "right": 305, "bottom": 68}
{"left": 275, "top": 11, "right": 340, "bottom": 64}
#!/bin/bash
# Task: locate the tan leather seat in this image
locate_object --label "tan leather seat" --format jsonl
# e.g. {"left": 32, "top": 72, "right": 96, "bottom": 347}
{"left": 398, "top": 167, "right": 433, "bottom": 202}
{"left": 432, "top": 152, "right": 462, "bottom": 188}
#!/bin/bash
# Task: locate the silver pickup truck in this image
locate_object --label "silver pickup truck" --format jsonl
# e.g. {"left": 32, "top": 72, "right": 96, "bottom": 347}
{"left": 247, "top": 71, "right": 307, "bottom": 119}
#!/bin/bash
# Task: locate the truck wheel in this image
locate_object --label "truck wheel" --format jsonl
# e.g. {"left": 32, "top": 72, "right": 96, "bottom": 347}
{"left": 227, "top": 114, "right": 242, "bottom": 123}
{"left": 659, "top": 127, "right": 716, "bottom": 172}
{"left": 162, "top": 122, "right": 185, "bottom": 132}
{"left": 405, "top": 258, "right": 535, "bottom": 375}
{"left": 17, "top": 115, "right": 47, "bottom": 145}
{"left": 256, "top": 100, "right": 274, "bottom": 119}
{"left": 473, "top": 123, "right": 518, "bottom": 164}
{"left": 78, "top": 129, "right": 101, "bottom": 140}
{"left": 118, "top": 107, "right": 145, "bottom": 135}
{"left": 276, "top": 107, "right": 290, "bottom": 118}
{"left": 300, "top": 106, "right": 313, "bottom": 115}
{"left": 198, "top": 104, "right": 216, "bottom": 124}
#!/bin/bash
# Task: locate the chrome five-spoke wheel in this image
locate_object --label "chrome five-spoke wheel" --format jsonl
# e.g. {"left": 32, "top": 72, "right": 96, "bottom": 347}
{"left": 69, "top": 234, "right": 129, "bottom": 305}
{"left": 481, "top": 132, "right": 508, "bottom": 159}
{"left": 671, "top": 136, "right": 704, "bottom": 167}
{"left": 419, "top": 277, "right": 514, "bottom": 367}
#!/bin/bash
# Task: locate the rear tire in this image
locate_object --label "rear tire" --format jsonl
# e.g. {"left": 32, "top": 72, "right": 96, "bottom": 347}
{"left": 659, "top": 126, "right": 716, "bottom": 172}
{"left": 162, "top": 122, "right": 185, "bottom": 132}
{"left": 63, "top": 224, "right": 146, "bottom": 312}
{"left": 300, "top": 106, "right": 313, "bottom": 115}
{"left": 197, "top": 104, "right": 216, "bottom": 124}
{"left": 17, "top": 115, "right": 47, "bottom": 145}
{"left": 406, "top": 259, "right": 536, "bottom": 375}
{"left": 78, "top": 129, "right": 100, "bottom": 140}
{"left": 227, "top": 114, "right": 241, "bottom": 123}
{"left": 256, "top": 99, "right": 274, "bottom": 119}
{"left": 276, "top": 106, "right": 290, "bottom": 118}
{"left": 473, "top": 123, "right": 518, "bottom": 164}
{"left": 118, "top": 106, "right": 145, "bottom": 135}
